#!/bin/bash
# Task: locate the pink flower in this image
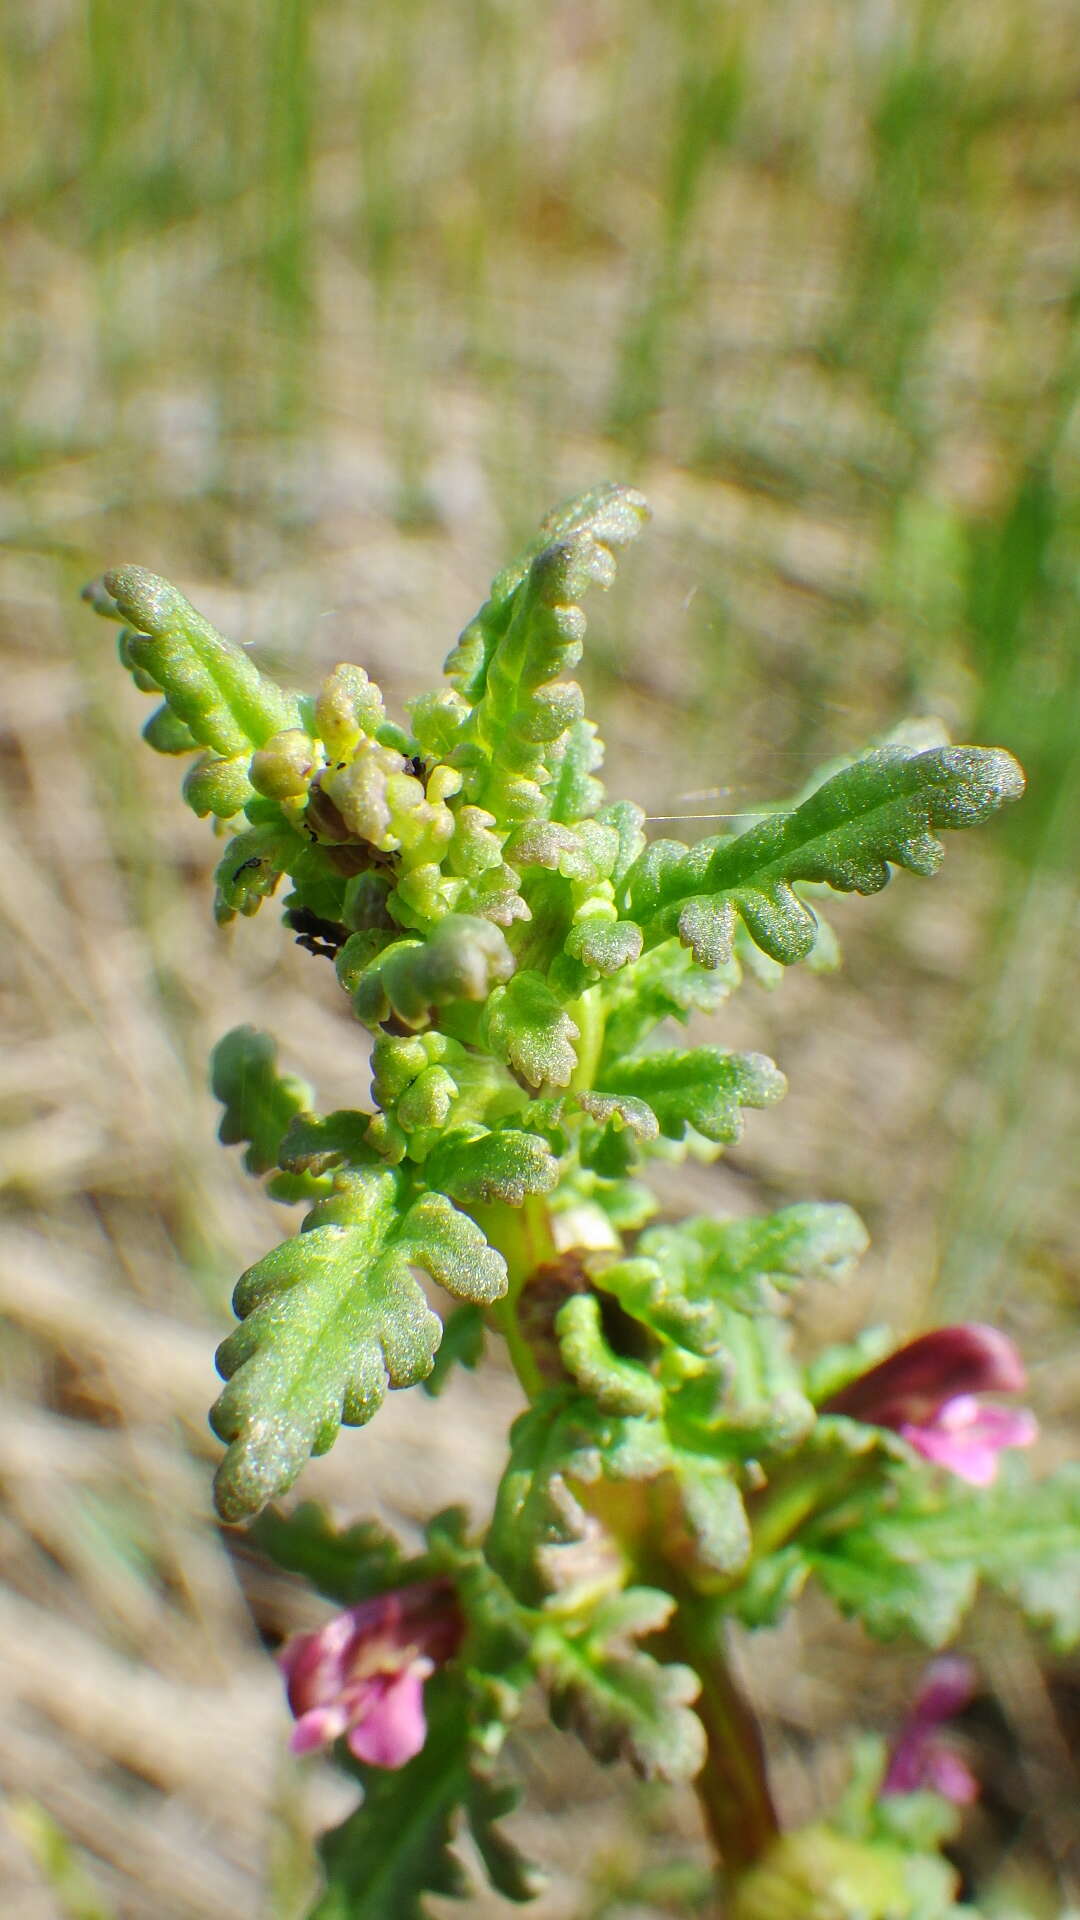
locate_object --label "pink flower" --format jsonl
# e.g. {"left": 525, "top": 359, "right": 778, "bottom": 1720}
{"left": 278, "top": 1579, "right": 462, "bottom": 1769}
{"left": 824, "top": 1323, "right": 1037, "bottom": 1487}
{"left": 882, "top": 1657, "right": 979, "bottom": 1804}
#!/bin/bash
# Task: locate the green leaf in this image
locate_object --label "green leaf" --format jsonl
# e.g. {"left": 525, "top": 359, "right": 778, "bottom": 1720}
{"left": 602, "top": 939, "right": 740, "bottom": 1060}
{"left": 250, "top": 1503, "right": 408, "bottom": 1605}
{"left": 341, "top": 915, "right": 516, "bottom": 1031}
{"left": 556, "top": 1292, "right": 665, "bottom": 1417}
{"left": 565, "top": 916, "right": 643, "bottom": 974}
{"left": 534, "top": 1587, "right": 705, "bottom": 1783}
{"left": 804, "top": 1460, "right": 1080, "bottom": 1652}
{"left": 486, "top": 1394, "right": 611, "bottom": 1604}
{"left": 448, "top": 484, "right": 648, "bottom": 824}
{"left": 142, "top": 701, "right": 198, "bottom": 754}
{"left": 182, "top": 751, "right": 256, "bottom": 819}
{"left": 313, "top": 1673, "right": 538, "bottom": 1919}
{"left": 277, "top": 1109, "right": 375, "bottom": 1177}
{"left": 213, "top": 819, "right": 304, "bottom": 922}
{"left": 423, "top": 1127, "right": 559, "bottom": 1207}
{"left": 210, "top": 1172, "right": 506, "bottom": 1521}
{"left": 104, "top": 566, "right": 298, "bottom": 756}
{"left": 481, "top": 971, "right": 580, "bottom": 1088}
{"left": 547, "top": 716, "right": 607, "bottom": 824}
{"left": 809, "top": 1517, "right": 978, "bottom": 1647}
{"left": 637, "top": 1203, "right": 869, "bottom": 1316}
{"left": 446, "top": 483, "right": 648, "bottom": 703}
{"left": 624, "top": 744, "right": 1025, "bottom": 966}
{"left": 210, "top": 1026, "right": 314, "bottom": 1176}
{"left": 980, "top": 1462, "right": 1080, "bottom": 1648}
{"left": 597, "top": 1045, "right": 785, "bottom": 1143}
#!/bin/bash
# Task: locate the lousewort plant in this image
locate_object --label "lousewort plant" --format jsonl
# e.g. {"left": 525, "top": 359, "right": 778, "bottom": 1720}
{"left": 86, "top": 486, "right": 1079, "bottom": 1917}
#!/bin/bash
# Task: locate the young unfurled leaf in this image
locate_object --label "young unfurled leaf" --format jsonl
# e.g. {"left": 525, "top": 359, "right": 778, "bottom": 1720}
{"left": 534, "top": 1587, "right": 705, "bottom": 1784}
{"left": 210, "top": 1172, "right": 506, "bottom": 1521}
{"left": 448, "top": 484, "right": 648, "bottom": 824}
{"left": 104, "top": 565, "right": 298, "bottom": 755}
{"left": 624, "top": 744, "right": 1025, "bottom": 967}
{"left": 556, "top": 1292, "right": 665, "bottom": 1418}
{"left": 597, "top": 1045, "right": 786, "bottom": 1144}
{"left": 423, "top": 1126, "right": 559, "bottom": 1207}
{"left": 214, "top": 820, "right": 305, "bottom": 922}
{"left": 481, "top": 971, "right": 580, "bottom": 1089}
{"left": 340, "top": 915, "right": 515, "bottom": 1031}
{"left": 210, "top": 1026, "right": 314, "bottom": 1177}
{"left": 565, "top": 916, "right": 643, "bottom": 975}
{"left": 313, "top": 1673, "right": 539, "bottom": 1918}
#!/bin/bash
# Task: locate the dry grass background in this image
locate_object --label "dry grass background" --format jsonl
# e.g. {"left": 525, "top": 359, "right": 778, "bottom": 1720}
{"left": 2, "top": 0, "right": 1080, "bottom": 1913}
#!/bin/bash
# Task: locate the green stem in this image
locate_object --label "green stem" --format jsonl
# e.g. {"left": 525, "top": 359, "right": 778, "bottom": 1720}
{"left": 567, "top": 983, "right": 606, "bottom": 1091}
{"left": 471, "top": 1193, "right": 558, "bottom": 1401}
{"left": 663, "top": 1584, "right": 780, "bottom": 1878}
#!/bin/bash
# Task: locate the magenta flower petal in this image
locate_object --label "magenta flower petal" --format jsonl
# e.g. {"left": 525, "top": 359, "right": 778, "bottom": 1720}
{"left": 922, "top": 1744, "right": 980, "bottom": 1805}
{"left": 345, "top": 1667, "right": 430, "bottom": 1769}
{"left": 883, "top": 1657, "right": 980, "bottom": 1805}
{"left": 825, "top": 1325, "right": 1026, "bottom": 1427}
{"left": 278, "top": 1579, "right": 463, "bottom": 1770}
{"left": 824, "top": 1325, "right": 1036, "bottom": 1487}
{"left": 289, "top": 1704, "right": 349, "bottom": 1754}
{"left": 910, "top": 1656, "right": 978, "bottom": 1725}
{"left": 901, "top": 1395, "right": 1038, "bottom": 1486}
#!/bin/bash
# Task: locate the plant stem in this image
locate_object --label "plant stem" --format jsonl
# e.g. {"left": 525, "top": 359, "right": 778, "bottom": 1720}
{"left": 472, "top": 1193, "right": 557, "bottom": 1401}
{"left": 567, "top": 984, "right": 606, "bottom": 1091}
{"left": 663, "top": 1584, "right": 780, "bottom": 1879}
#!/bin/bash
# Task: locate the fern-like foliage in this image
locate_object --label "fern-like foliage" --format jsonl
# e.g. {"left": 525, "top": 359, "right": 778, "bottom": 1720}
{"left": 90, "top": 487, "right": 1080, "bottom": 1920}
{"left": 89, "top": 489, "right": 1026, "bottom": 1540}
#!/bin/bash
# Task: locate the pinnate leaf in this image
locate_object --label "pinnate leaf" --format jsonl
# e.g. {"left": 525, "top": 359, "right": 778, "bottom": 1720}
{"left": 423, "top": 1126, "right": 559, "bottom": 1206}
{"left": 448, "top": 484, "right": 648, "bottom": 823}
{"left": 210, "top": 1171, "right": 506, "bottom": 1521}
{"left": 105, "top": 565, "right": 297, "bottom": 756}
{"left": 313, "top": 1674, "right": 538, "bottom": 1918}
{"left": 534, "top": 1588, "right": 705, "bottom": 1784}
{"left": 251, "top": 1503, "right": 407, "bottom": 1606}
{"left": 597, "top": 1045, "right": 786, "bottom": 1144}
{"left": 797, "top": 1460, "right": 1080, "bottom": 1650}
{"left": 211, "top": 1026, "right": 313, "bottom": 1176}
{"left": 624, "top": 744, "right": 1025, "bottom": 967}
{"left": 481, "top": 971, "right": 580, "bottom": 1088}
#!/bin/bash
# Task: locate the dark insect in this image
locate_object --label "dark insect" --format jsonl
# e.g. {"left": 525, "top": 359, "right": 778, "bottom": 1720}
{"left": 284, "top": 906, "right": 350, "bottom": 961}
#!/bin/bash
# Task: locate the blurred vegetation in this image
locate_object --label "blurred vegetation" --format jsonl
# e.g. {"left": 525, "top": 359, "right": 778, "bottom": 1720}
{"left": 1, "top": 0, "right": 1078, "bottom": 1913}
